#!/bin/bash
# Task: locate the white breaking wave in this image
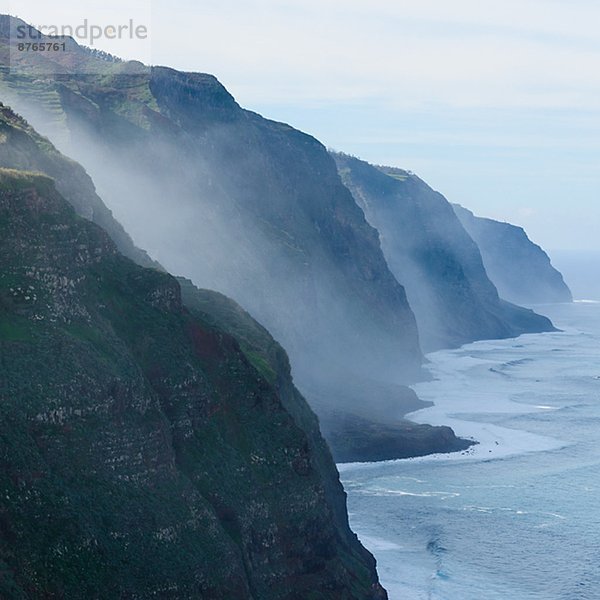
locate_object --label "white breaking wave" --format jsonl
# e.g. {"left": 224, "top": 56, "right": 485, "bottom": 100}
{"left": 341, "top": 302, "right": 600, "bottom": 600}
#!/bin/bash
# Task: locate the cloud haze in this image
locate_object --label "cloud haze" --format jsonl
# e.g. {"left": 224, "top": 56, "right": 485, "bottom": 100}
{"left": 6, "top": 0, "right": 600, "bottom": 250}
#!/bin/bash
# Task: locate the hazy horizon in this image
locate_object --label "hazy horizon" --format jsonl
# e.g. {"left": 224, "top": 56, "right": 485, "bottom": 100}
{"left": 6, "top": 0, "right": 600, "bottom": 253}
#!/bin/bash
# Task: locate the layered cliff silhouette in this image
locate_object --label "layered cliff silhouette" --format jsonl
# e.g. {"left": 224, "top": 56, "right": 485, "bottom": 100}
{"left": 453, "top": 204, "right": 573, "bottom": 306}
{"left": 0, "top": 15, "right": 565, "bottom": 461}
{"left": 0, "top": 16, "right": 441, "bottom": 457}
{"left": 333, "top": 153, "right": 556, "bottom": 351}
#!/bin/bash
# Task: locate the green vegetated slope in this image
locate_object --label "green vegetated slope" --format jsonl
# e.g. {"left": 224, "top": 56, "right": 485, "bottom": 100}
{"left": 333, "top": 153, "right": 556, "bottom": 351}
{"left": 177, "top": 279, "right": 473, "bottom": 462}
{"left": 0, "top": 168, "right": 386, "bottom": 599}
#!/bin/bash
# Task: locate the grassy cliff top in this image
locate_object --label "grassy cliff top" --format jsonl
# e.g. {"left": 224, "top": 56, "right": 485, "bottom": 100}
{"left": 0, "top": 165, "right": 48, "bottom": 183}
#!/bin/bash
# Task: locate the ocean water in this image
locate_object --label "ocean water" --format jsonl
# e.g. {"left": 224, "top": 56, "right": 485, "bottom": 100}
{"left": 340, "top": 302, "right": 600, "bottom": 600}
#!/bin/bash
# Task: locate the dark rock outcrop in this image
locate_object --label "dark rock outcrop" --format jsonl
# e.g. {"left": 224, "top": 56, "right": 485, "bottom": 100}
{"left": 333, "top": 153, "right": 556, "bottom": 351}
{"left": 453, "top": 204, "right": 573, "bottom": 305}
{"left": 327, "top": 415, "right": 474, "bottom": 464}
{"left": 0, "top": 168, "right": 386, "bottom": 598}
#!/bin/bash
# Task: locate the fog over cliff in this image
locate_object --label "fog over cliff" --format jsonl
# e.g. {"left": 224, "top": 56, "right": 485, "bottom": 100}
{"left": 332, "top": 153, "right": 556, "bottom": 351}
{"left": 0, "top": 15, "right": 570, "bottom": 463}
{"left": 0, "top": 24, "right": 431, "bottom": 459}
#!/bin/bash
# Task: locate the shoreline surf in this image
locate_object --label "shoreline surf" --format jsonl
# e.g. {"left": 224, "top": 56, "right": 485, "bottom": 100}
{"left": 339, "top": 302, "right": 600, "bottom": 599}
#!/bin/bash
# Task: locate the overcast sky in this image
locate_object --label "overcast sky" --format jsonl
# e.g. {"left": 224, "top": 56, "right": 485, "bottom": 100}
{"left": 9, "top": 0, "right": 600, "bottom": 251}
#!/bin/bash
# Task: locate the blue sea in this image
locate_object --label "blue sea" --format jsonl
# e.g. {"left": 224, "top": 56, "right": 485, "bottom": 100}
{"left": 340, "top": 301, "right": 600, "bottom": 600}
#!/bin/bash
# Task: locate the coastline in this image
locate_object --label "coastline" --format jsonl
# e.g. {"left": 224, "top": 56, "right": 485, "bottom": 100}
{"left": 339, "top": 318, "right": 574, "bottom": 473}
{"left": 338, "top": 303, "right": 593, "bottom": 599}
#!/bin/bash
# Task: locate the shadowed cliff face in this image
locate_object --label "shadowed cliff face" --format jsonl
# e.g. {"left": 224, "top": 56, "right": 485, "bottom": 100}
{"left": 333, "top": 153, "right": 556, "bottom": 351}
{"left": 0, "top": 168, "right": 387, "bottom": 599}
{"left": 453, "top": 204, "right": 573, "bottom": 306}
{"left": 0, "top": 17, "right": 425, "bottom": 439}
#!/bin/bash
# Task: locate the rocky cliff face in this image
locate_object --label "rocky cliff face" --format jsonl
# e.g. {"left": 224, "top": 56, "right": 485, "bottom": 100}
{"left": 0, "top": 102, "right": 154, "bottom": 269}
{"left": 453, "top": 204, "right": 573, "bottom": 305}
{"left": 333, "top": 153, "right": 556, "bottom": 351}
{"left": 0, "top": 17, "right": 433, "bottom": 453}
{"left": 0, "top": 168, "right": 387, "bottom": 599}
{"left": 0, "top": 80, "right": 468, "bottom": 464}
{"left": 177, "top": 280, "right": 473, "bottom": 462}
